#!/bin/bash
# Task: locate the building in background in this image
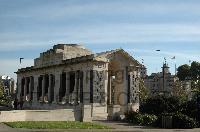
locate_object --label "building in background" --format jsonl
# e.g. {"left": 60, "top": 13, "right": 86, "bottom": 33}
{"left": 140, "top": 65, "right": 147, "bottom": 79}
{"left": 0, "top": 75, "right": 15, "bottom": 96}
{"left": 144, "top": 63, "right": 191, "bottom": 97}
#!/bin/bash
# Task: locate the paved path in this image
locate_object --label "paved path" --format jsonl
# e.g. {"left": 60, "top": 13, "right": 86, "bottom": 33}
{"left": 1, "top": 122, "right": 200, "bottom": 132}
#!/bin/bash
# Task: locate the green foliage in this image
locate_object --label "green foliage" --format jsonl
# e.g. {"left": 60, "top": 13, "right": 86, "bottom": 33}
{"left": 142, "top": 114, "right": 158, "bottom": 126}
{"left": 4, "top": 121, "right": 111, "bottom": 129}
{"left": 177, "top": 64, "right": 191, "bottom": 81}
{"left": 125, "top": 111, "right": 157, "bottom": 126}
{"left": 177, "top": 61, "right": 200, "bottom": 93}
{"left": 190, "top": 61, "right": 200, "bottom": 81}
{"left": 172, "top": 80, "right": 189, "bottom": 100}
{"left": 0, "top": 78, "right": 4, "bottom": 97}
{"left": 139, "top": 79, "right": 149, "bottom": 103}
{"left": 0, "top": 78, "right": 12, "bottom": 107}
{"left": 139, "top": 96, "right": 199, "bottom": 128}
{"left": 140, "top": 96, "right": 182, "bottom": 115}
{"left": 125, "top": 111, "right": 138, "bottom": 123}
{"left": 180, "top": 99, "right": 198, "bottom": 119}
{"left": 154, "top": 113, "right": 198, "bottom": 129}
{"left": 173, "top": 113, "right": 198, "bottom": 129}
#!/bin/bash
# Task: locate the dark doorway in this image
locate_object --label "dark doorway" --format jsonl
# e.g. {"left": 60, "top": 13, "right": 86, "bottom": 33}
{"left": 49, "top": 74, "right": 55, "bottom": 103}
{"left": 44, "top": 75, "right": 49, "bottom": 95}
{"left": 59, "top": 72, "right": 66, "bottom": 101}
{"left": 30, "top": 76, "right": 34, "bottom": 101}
{"left": 80, "top": 71, "right": 84, "bottom": 103}
{"left": 38, "top": 76, "right": 43, "bottom": 100}
{"left": 26, "top": 77, "right": 30, "bottom": 95}
{"left": 21, "top": 78, "right": 25, "bottom": 96}
{"left": 69, "top": 72, "right": 75, "bottom": 94}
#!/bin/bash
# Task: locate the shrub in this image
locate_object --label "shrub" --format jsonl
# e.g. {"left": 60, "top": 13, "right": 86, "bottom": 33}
{"left": 140, "top": 96, "right": 182, "bottom": 115}
{"left": 142, "top": 114, "right": 158, "bottom": 126}
{"left": 155, "top": 113, "right": 198, "bottom": 129}
{"left": 173, "top": 113, "right": 198, "bottom": 129}
{"left": 124, "top": 111, "right": 138, "bottom": 123}
{"left": 180, "top": 100, "right": 198, "bottom": 120}
{"left": 125, "top": 111, "right": 157, "bottom": 126}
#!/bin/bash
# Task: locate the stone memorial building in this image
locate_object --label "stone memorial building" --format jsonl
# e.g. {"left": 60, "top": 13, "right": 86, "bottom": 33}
{"left": 15, "top": 44, "right": 141, "bottom": 121}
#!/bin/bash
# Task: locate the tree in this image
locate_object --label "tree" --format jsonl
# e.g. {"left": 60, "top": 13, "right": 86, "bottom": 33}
{"left": 172, "top": 80, "right": 188, "bottom": 101}
{"left": 177, "top": 64, "right": 191, "bottom": 81}
{"left": 0, "top": 78, "right": 12, "bottom": 107}
{"left": 0, "top": 78, "right": 4, "bottom": 97}
{"left": 140, "top": 96, "right": 182, "bottom": 115}
{"left": 139, "top": 79, "right": 148, "bottom": 103}
{"left": 190, "top": 61, "right": 200, "bottom": 81}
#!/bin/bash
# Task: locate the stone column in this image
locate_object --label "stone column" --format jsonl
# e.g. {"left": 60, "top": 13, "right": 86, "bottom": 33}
{"left": 75, "top": 71, "right": 80, "bottom": 104}
{"left": 72, "top": 72, "right": 77, "bottom": 104}
{"left": 109, "top": 75, "right": 112, "bottom": 105}
{"left": 65, "top": 72, "right": 70, "bottom": 103}
{"left": 29, "top": 77, "right": 32, "bottom": 100}
{"left": 28, "top": 77, "right": 31, "bottom": 101}
{"left": 83, "top": 70, "right": 90, "bottom": 104}
{"left": 48, "top": 74, "right": 51, "bottom": 103}
{"left": 125, "top": 67, "right": 129, "bottom": 103}
{"left": 17, "top": 76, "right": 22, "bottom": 99}
{"left": 54, "top": 72, "right": 61, "bottom": 103}
{"left": 30, "top": 76, "right": 34, "bottom": 101}
{"left": 104, "top": 70, "right": 108, "bottom": 111}
{"left": 33, "top": 75, "right": 39, "bottom": 103}
{"left": 24, "top": 77, "right": 27, "bottom": 101}
{"left": 42, "top": 75, "right": 45, "bottom": 102}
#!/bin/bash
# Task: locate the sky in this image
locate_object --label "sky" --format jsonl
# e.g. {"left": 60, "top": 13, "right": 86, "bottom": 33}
{"left": 0, "top": 0, "right": 200, "bottom": 81}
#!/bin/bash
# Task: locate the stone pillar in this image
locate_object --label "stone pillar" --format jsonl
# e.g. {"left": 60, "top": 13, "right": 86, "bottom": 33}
{"left": 109, "top": 75, "right": 112, "bottom": 105}
{"left": 42, "top": 75, "right": 45, "bottom": 102}
{"left": 75, "top": 71, "right": 80, "bottom": 104}
{"left": 81, "top": 104, "right": 92, "bottom": 122}
{"left": 54, "top": 72, "right": 61, "bottom": 103}
{"left": 33, "top": 75, "right": 39, "bottom": 103}
{"left": 65, "top": 72, "right": 70, "bottom": 103}
{"left": 124, "top": 67, "right": 129, "bottom": 110}
{"left": 83, "top": 70, "right": 90, "bottom": 104}
{"left": 17, "top": 76, "right": 22, "bottom": 99}
{"left": 28, "top": 77, "right": 31, "bottom": 101}
{"left": 24, "top": 77, "right": 27, "bottom": 101}
{"left": 29, "top": 76, "right": 34, "bottom": 101}
{"left": 104, "top": 70, "right": 108, "bottom": 111}
{"left": 48, "top": 74, "right": 51, "bottom": 102}
{"left": 80, "top": 71, "right": 83, "bottom": 103}
{"left": 71, "top": 72, "right": 77, "bottom": 104}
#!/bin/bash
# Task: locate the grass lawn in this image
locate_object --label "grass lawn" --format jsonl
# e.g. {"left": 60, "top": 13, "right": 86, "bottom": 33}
{"left": 4, "top": 121, "right": 111, "bottom": 129}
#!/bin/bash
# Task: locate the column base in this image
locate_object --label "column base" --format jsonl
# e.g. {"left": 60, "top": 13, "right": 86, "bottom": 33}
{"left": 107, "top": 105, "right": 122, "bottom": 120}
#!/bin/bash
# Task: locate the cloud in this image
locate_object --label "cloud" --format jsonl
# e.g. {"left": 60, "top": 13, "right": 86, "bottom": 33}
{"left": 125, "top": 48, "right": 199, "bottom": 62}
{"left": 1, "top": 23, "right": 200, "bottom": 51}
{"left": 3, "top": 1, "right": 200, "bottom": 19}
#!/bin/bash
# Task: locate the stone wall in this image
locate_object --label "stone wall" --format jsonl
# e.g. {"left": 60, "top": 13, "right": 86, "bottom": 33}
{"left": 34, "top": 44, "right": 92, "bottom": 68}
{"left": 0, "top": 104, "right": 92, "bottom": 122}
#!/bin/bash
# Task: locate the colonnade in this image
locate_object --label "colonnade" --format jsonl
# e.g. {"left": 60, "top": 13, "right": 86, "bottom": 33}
{"left": 19, "top": 70, "right": 87, "bottom": 104}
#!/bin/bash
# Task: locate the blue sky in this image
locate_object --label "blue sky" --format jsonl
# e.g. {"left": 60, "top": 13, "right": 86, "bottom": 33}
{"left": 0, "top": 0, "right": 199, "bottom": 80}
